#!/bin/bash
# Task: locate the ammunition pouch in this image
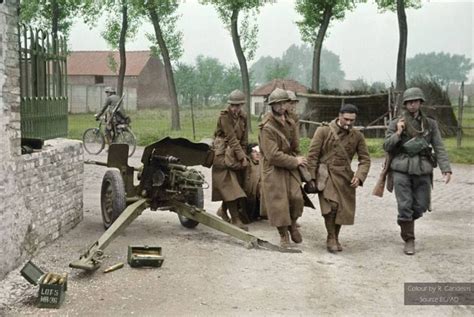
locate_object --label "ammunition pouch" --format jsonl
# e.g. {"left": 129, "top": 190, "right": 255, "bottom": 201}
{"left": 401, "top": 136, "right": 430, "bottom": 157}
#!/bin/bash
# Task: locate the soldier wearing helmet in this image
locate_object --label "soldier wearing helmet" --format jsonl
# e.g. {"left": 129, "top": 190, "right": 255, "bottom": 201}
{"left": 95, "top": 86, "right": 129, "bottom": 143}
{"left": 258, "top": 88, "right": 313, "bottom": 247}
{"left": 212, "top": 89, "right": 249, "bottom": 230}
{"left": 383, "top": 87, "right": 452, "bottom": 255}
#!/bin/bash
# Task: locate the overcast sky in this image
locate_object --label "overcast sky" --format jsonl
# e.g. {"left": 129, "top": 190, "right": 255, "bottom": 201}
{"left": 69, "top": 0, "right": 473, "bottom": 84}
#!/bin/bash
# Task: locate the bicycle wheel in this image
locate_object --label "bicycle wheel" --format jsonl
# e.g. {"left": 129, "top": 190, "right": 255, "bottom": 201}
{"left": 114, "top": 129, "right": 136, "bottom": 157}
{"left": 82, "top": 128, "right": 105, "bottom": 155}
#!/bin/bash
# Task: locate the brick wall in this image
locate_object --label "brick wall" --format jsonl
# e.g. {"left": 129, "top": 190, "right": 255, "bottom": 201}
{"left": 0, "top": 1, "right": 84, "bottom": 279}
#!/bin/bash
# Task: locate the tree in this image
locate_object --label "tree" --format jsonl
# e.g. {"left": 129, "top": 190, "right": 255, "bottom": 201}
{"left": 133, "top": 0, "right": 183, "bottom": 130}
{"left": 264, "top": 61, "right": 291, "bottom": 82}
{"left": 295, "top": 0, "right": 356, "bottom": 93}
{"left": 195, "top": 55, "right": 225, "bottom": 106}
{"left": 201, "top": 0, "right": 268, "bottom": 131}
{"left": 101, "top": 0, "right": 141, "bottom": 96}
{"left": 376, "top": 0, "right": 422, "bottom": 91}
{"left": 175, "top": 62, "right": 198, "bottom": 106}
{"left": 406, "top": 52, "right": 473, "bottom": 86}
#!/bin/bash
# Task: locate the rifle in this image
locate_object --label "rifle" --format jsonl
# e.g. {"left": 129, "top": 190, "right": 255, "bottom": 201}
{"left": 111, "top": 94, "right": 125, "bottom": 115}
{"left": 372, "top": 152, "right": 394, "bottom": 197}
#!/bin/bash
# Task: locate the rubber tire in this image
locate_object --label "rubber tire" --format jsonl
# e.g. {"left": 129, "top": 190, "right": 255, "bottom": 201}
{"left": 178, "top": 187, "right": 203, "bottom": 229}
{"left": 83, "top": 128, "right": 105, "bottom": 155}
{"left": 101, "top": 169, "right": 126, "bottom": 229}
{"left": 114, "top": 129, "right": 136, "bottom": 157}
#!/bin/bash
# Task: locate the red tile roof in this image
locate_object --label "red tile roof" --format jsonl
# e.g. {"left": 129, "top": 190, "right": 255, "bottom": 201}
{"left": 252, "top": 79, "right": 309, "bottom": 96}
{"left": 67, "top": 51, "right": 153, "bottom": 76}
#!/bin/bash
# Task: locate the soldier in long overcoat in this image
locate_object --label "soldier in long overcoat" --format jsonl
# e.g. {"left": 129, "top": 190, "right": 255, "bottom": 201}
{"left": 212, "top": 90, "right": 248, "bottom": 230}
{"left": 383, "top": 87, "right": 451, "bottom": 255}
{"left": 307, "top": 104, "right": 370, "bottom": 252}
{"left": 259, "top": 88, "right": 308, "bottom": 247}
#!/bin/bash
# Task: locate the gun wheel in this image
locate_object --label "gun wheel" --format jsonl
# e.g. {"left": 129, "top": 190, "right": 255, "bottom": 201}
{"left": 101, "top": 169, "right": 126, "bottom": 229}
{"left": 178, "top": 187, "right": 203, "bottom": 229}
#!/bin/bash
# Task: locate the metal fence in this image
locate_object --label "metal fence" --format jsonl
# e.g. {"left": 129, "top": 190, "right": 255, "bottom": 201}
{"left": 19, "top": 25, "right": 68, "bottom": 140}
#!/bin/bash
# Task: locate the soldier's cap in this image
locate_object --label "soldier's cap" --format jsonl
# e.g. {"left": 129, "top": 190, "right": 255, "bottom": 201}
{"left": 105, "top": 86, "right": 116, "bottom": 93}
{"left": 286, "top": 90, "right": 299, "bottom": 102}
{"left": 268, "top": 88, "right": 291, "bottom": 105}
{"left": 340, "top": 103, "right": 359, "bottom": 115}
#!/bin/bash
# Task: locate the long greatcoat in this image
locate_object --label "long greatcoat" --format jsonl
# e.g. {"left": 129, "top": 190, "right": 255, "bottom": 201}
{"left": 259, "top": 113, "right": 304, "bottom": 227}
{"left": 307, "top": 119, "right": 371, "bottom": 225}
{"left": 211, "top": 107, "right": 248, "bottom": 202}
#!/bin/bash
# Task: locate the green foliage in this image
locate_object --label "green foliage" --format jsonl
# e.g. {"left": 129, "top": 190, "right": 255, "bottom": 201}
{"left": 407, "top": 52, "right": 473, "bottom": 85}
{"left": 264, "top": 61, "right": 291, "bottom": 82}
{"left": 375, "top": 0, "right": 421, "bottom": 12}
{"left": 295, "top": 0, "right": 355, "bottom": 43}
{"left": 251, "top": 44, "right": 345, "bottom": 89}
{"left": 19, "top": 0, "right": 97, "bottom": 38}
{"left": 106, "top": 53, "right": 118, "bottom": 74}
{"left": 195, "top": 55, "right": 225, "bottom": 104}
{"left": 101, "top": 0, "right": 140, "bottom": 50}
{"left": 175, "top": 62, "right": 198, "bottom": 105}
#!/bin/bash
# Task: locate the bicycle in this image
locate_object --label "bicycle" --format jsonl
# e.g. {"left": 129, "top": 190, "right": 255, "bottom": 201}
{"left": 82, "top": 115, "right": 137, "bottom": 157}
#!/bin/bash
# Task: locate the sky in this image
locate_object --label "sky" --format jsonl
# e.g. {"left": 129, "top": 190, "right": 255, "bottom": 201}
{"left": 69, "top": 0, "right": 473, "bottom": 84}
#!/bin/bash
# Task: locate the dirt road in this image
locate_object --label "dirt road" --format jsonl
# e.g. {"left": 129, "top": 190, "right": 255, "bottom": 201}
{"left": 1, "top": 148, "right": 473, "bottom": 316}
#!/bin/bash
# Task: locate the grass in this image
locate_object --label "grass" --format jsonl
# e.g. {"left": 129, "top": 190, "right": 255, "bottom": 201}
{"left": 69, "top": 108, "right": 474, "bottom": 164}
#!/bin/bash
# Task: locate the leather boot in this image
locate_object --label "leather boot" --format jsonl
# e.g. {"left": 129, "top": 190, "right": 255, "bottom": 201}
{"left": 216, "top": 203, "right": 230, "bottom": 223}
{"left": 228, "top": 201, "right": 248, "bottom": 231}
{"left": 277, "top": 226, "right": 290, "bottom": 248}
{"left": 400, "top": 221, "right": 415, "bottom": 255}
{"left": 335, "top": 224, "right": 343, "bottom": 251}
{"left": 324, "top": 213, "right": 338, "bottom": 253}
{"left": 288, "top": 219, "right": 303, "bottom": 243}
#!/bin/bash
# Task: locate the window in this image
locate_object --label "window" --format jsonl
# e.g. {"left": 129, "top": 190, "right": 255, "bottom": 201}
{"left": 95, "top": 75, "right": 104, "bottom": 84}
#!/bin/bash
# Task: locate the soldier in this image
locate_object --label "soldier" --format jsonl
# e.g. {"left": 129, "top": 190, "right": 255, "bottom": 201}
{"left": 259, "top": 88, "right": 307, "bottom": 247}
{"left": 212, "top": 89, "right": 248, "bottom": 230}
{"left": 307, "top": 104, "right": 371, "bottom": 253}
{"left": 286, "top": 90, "right": 301, "bottom": 154}
{"left": 95, "top": 87, "right": 129, "bottom": 143}
{"left": 383, "top": 87, "right": 451, "bottom": 255}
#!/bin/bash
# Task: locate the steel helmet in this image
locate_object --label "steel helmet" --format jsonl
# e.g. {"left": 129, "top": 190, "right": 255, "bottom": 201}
{"left": 268, "top": 88, "right": 290, "bottom": 105}
{"left": 402, "top": 87, "right": 425, "bottom": 104}
{"left": 105, "top": 86, "right": 116, "bottom": 94}
{"left": 227, "top": 89, "right": 246, "bottom": 105}
{"left": 286, "top": 90, "right": 298, "bottom": 102}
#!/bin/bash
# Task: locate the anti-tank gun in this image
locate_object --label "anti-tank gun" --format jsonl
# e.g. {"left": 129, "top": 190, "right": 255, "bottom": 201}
{"left": 70, "top": 138, "right": 298, "bottom": 272}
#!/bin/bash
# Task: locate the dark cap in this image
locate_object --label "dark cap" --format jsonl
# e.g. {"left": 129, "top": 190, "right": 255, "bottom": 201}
{"left": 340, "top": 103, "right": 359, "bottom": 115}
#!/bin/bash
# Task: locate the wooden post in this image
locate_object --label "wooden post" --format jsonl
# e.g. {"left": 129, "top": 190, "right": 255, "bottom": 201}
{"left": 456, "top": 82, "right": 465, "bottom": 148}
{"left": 190, "top": 97, "right": 196, "bottom": 141}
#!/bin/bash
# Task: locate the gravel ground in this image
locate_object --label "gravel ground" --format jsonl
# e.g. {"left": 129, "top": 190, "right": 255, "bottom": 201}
{"left": 1, "top": 147, "right": 473, "bottom": 316}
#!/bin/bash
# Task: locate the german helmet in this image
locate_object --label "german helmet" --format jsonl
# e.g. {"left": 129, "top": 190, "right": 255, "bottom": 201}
{"left": 227, "top": 89, "right": 246, "bottom": 105}
{"left": 402, "top": 87, "right": 425, "bottom": 104}
{"left": 268, "top": 88, "right": 290, "bottom": 105}
{"left": 286, "top": 90, "right": 298, "bottom": 102}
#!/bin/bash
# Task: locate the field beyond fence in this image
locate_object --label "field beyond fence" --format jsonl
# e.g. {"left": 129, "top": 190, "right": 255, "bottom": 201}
{"left": 69, "top": 108, "right": 474, "bottom": 164}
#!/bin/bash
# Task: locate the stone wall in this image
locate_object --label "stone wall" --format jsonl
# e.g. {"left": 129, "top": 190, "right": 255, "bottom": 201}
{"left": 0, "top": 1, "right": 84, "bottom": 279}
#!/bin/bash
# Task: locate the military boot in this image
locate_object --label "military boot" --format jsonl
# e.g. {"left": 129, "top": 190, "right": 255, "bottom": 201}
{"left": 228, "top": 201, "right": 248, "bottom": 231}
{"left": 288, "top": 219, "right": 303, "bottom": 243}
{"left": 277, "top": 226, "right": 290, "bottom": 248}
{"left": 335, "top": 224, "right": 343, "bottom": 251}
{"left": 324, "top": 213, "right": 338, "bottom": 253}
{"left": 400, "top": 221, "right": 415, "bottom": 255}
{"left": 216, "top": 203, "right": 230, "bottom": 223}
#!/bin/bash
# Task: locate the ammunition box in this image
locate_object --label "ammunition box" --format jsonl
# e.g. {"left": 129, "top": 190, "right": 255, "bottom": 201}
{"left": 127, "top": 245, "right": 164, "bottom": 268}
{"left": 20, "top": 261, "right": 67, "bottom": 309}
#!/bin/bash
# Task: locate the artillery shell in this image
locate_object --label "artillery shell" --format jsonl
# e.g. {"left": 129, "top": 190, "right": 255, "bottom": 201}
{"left": 42, "top": 272, "right": 53, "bottom": 284}
{"left": 49, "top": 273, "right": 60, "bottom": 285}
{"left": 58, "top": 273, "right": 68, "bottom": 285}
{"left": 103, "top": 262, "right": 124, "bottom": 273}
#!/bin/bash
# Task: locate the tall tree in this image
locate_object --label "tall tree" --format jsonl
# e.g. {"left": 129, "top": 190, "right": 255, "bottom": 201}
{"left": 201, "top": 0, "right": 267, "bottom": 131}
{"left": 133, "top": 0, "right": 183, "bottom": 130}
{"left": 101, "top": 0, "right": 140, "bottom": 96}
{"left": 175, "top": 62, "right": 198, "bottom": 106}
{"left": 264, "top": 61, "right": 291, "bottom": 82}
{"left": 406, "top": 52, "right": 473, "bottom": 86}
{"left": 296, "top": 0, "right": 356, "bottom": 93}
{"left": 195, "top": 55, "right": 225, "bottom": 106}
{"left": 376, "top": 0, "right": 421, "bottom": 91}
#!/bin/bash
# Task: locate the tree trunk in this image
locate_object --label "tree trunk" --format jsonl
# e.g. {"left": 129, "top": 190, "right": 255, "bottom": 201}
{"left": 148, "top": 7, "right": 181, "bottom": 130}
{"left": 230, "top": 9, "right": 251, "bottom": 132}
{"left": 311, "top": 6, "right": 332, "bottom": 93}
{"left": 396, "top": 0, "right": 407, "bottom": 91}
{"left": 117, "top": 0, "right": 128, "bottom": 97}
